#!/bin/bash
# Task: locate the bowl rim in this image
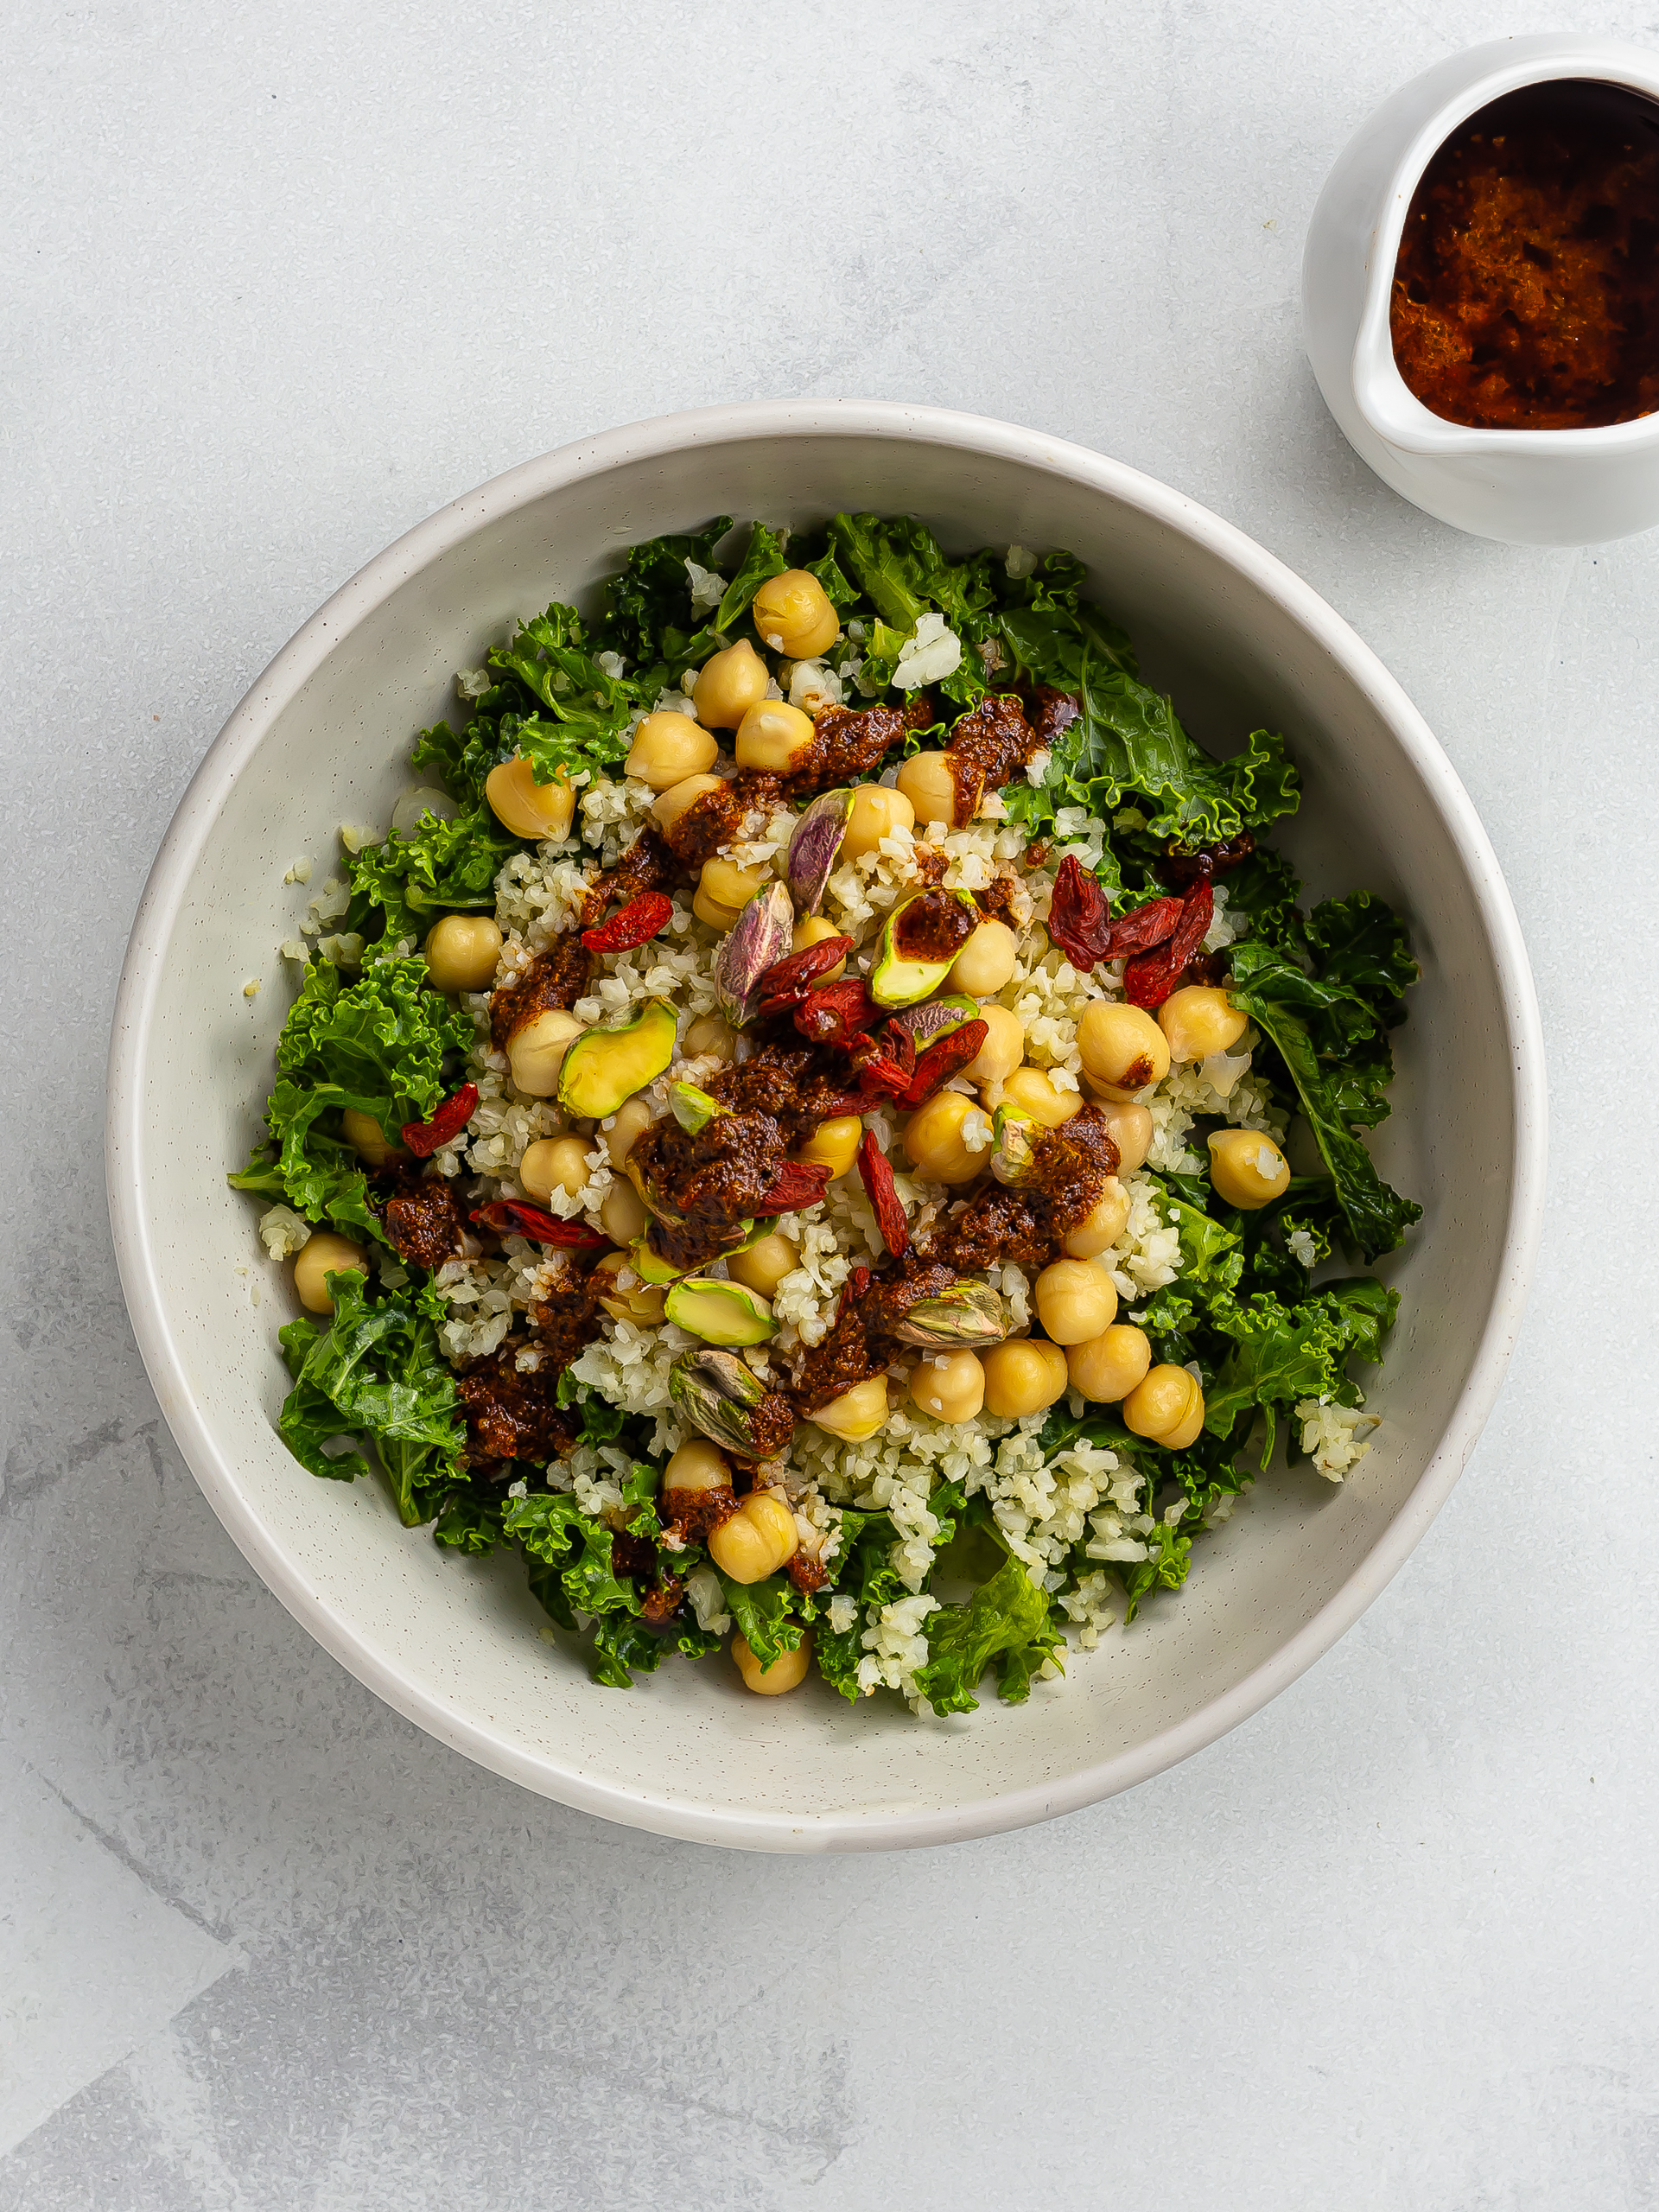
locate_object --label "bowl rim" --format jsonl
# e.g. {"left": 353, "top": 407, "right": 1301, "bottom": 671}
{"left": 1351, "top": 35, "right": 1659, "bottom": 458}
{"left": 105, "top": 398, "right": 1548, "bottom": 1853}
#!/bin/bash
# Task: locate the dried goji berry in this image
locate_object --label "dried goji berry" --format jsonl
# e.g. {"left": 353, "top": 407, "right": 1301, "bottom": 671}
{"left": 402, "top": 1083, "right": 479, "bottom": 1157}
{"left": 1123, "top": 879, "right": 1214, "bottom": 1008}
{"left": 753, "top": 934, "right": 855, "bottom": 1016}
{"left": 855, "top": 1130, "right": 910, "bottom": 1258}
{"left": 470, "top": 1200, "right": 609, "bottom": 1248}
{"left": 792, "top": 976, "right": 875, "bottom": 1045}
{"left": 750, "top": 1159, "right": 833, "bottom": 1217}
{"left": 896, "top": 1020, "right": 988, "bottom": 1108}
{"left": 1046, "top": 855, "right": 1115, "bottom": 971}
{"left": 580, "top": 890, "right": 674, "bottom": 954}
{"left": 1103, "top": 895, "right": 1183, "bottom": 958}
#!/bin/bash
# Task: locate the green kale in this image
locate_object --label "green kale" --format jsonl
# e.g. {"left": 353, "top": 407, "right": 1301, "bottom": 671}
{"left": 719, "top": 1573, "right": 810, "bottom": 1672}
{"left": 992, "top": 586, "right": 1300, "bottom": 849}
{"left": 912, "top": 1554, "right": 1064, "bottom": 1716}
{"left": 506, "top": 1459, "right": 719, "bottom": 1688}
{"left": 276, "top": 1272, "right": 465, "bottom": 1522}
{"left": 1228, "top": 936, "right": 1421, "bottom": 1259}
{"left": 1202, "top": 1280, "right": 1398, "bottom": 1464}
{"left": 714, "top": 520, "right": 791, "bottom": 635}
{"left": 593, "top": 515, "right": 734, "bottom": 667}
{"left": 228, "top": 956, "right": 470, "bottom": 1239}
{"left": 346, "top": 805, "right": 517, "bottom": 946}
{"left": 488, "top": 601, "right": 639, "bottom": 783}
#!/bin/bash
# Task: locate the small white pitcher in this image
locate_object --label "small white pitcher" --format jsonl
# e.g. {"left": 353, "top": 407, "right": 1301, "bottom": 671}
{"left": 1303, "top": 35, "right": 1659, "bottom": 545}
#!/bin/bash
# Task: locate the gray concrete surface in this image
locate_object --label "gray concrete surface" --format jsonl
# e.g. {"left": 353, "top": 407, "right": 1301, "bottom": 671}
{"left": 3, "top": 1, "right": 1656, "bottom": 2204}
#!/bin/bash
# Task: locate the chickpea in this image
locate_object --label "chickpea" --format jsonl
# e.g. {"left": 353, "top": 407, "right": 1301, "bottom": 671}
{"left": 752, "top": 569, "right": 839, "bottom": 658}
{"left": 728, "top": 1231, "right": 799, "bottom": 1300}
{"left": 340, "top": 1107, "right": 407, "bottom": 1170}
{"left": 683, "top": 1014, "right": 736, "bottom": 1060}
{"left": 1076, "top": 1001, "right": 1171, "bottom": 1098}
{"left": 693, "top": 855, "right": 767, "bottom": 931}
{"left": 809, "top": 1374, "right": 891, "bottom": 1442}
{"left": 909, "top": 1349, "right": 986, "bottom": 1425}
{"left": 895, "top": 749, "right": 961, "bottom": 826}
{"left": 1090, "top": 1097, "right": 1154, "bottom": 1175}
{"left": 948, "top": 918, "right": 1017, "bottom": 997}
{"left": 1159, "top": 984, "right": 1248, "bottom": 1063}
{"left": 842, "top": 784, "right": 914, "bottom": 859}
{"left": 995, "top": 1066, "right": 1081, "bottom": 1128}
{"left": 1067, "top": 1324, "right": 1153, "bottom": 1406}
{"left": 791, "top": 913, "right": 846, "bottom": 981}
{"left": 693, "top": 639, "right": 770, "bottom": 729}
{"left": 423, "top": 913, "right": 503, "bottom": 995}
{"left": 626, "top": 710, "right": 717, "bottom": 791}
{"left": 592, "top": 1251, "right": 667, "bottom": 1326}
{"left": 797, "top": 1114, "right": 862, "bottom": 1181}
{"left": 961, "top": 1004, "right": 1025, "bottom": 1086}
{"left": 652, "top": 772, "right": 724, "bottom": 836}
{"left": 663, "top": 1436, "right": 730, "bottom": 1495}
{"left": 293, "top": 1232, "right": 367, "bottom": 1314}
{"left": 519, "top": 1135, "right": 591, "bottom": 1202}
{"left": 602, "top": 1096, "right": 653, "bottom": 1168}
{"left": 1207, "top": 1128, "right": 1291, "bottom": 1211}
{"left": 734, "top": 700, "right": 814, "bottom": 773}
{"left": 903, "top": 1090, "right": 990, "bottom": 1185}
{"left": 708, "top": 1490, "right": 800, "bottom": 1582}
{"left": 1061, "top": 1178, "right": 1131, "bottom": 1259}
{"left": 733, "top": 1630, "right": 811, "bottom": 1694}
{"left": 1033, "top": 1256, "right": 1119, "bottom": 1345}
{"left": 1122, "top": 1364, "right": 1205, "bottom": 1449}
{"left": 981, "top": 1338, "right": 1070, "bottom": 1420}
{"left": 600, "top": 1179, "right": 647, "bottom": 1245}
{"left": 507, "top": 1007, "right": 583, "bottom": 1097}
{"left": 484, "top": 755, "right": 575, "bottom": 842}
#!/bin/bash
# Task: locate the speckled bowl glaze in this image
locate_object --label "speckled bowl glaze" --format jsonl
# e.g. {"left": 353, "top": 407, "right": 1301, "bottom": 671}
{"left": 106, "top": 402, "right": 1546, "bottom": 1853}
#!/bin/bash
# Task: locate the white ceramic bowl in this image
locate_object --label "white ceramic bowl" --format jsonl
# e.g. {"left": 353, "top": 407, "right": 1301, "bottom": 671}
{"left": 1304, "top": 35, "right": 1659, "bottom": 545}
{"left": 106, "top": 402, "right": 1545, "bottom": 1852}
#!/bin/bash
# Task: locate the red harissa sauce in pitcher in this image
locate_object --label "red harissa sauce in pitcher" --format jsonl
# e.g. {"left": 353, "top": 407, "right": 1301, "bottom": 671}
{"left": 1390, "top": 79, "right": 1659, "bottom": 429}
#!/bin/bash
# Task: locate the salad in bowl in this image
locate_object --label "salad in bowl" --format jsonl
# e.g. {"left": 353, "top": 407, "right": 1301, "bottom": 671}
{"left": 232, "top": 512, "right": 1420, "bottom": 1718}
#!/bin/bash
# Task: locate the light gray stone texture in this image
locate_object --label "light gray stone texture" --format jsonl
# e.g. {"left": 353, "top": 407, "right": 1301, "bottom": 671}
{"left": 3, "top": 0, "right": 1656, "bottom": 2203}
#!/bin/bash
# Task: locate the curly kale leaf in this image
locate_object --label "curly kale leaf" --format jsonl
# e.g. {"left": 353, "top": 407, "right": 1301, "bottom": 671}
{"left": 1202, "top": 1280, "right": 1399, "bottom": 1464}
{"left": 506, "top": 1462, "right": 717, "bottom": 1688}
{"left": 1228, "top": 935, "right": 1421, "bottom": 1260}
{"left": 347, "top": 806, "right": 517, "bottom": 946}
{"left": 590, "top": 515, "right": 734, "bottom": 667}
{"left": 276, "top": 1273, "right": 465, "bottom": 1522}
{"left": 719, "top": 1573, "right": 811, "bottom": 1673}
{"left": 276, "top": 955, "right": 469, "bottom": 1124}
{"left": 714, "top": 520, "right": 791, "bottom": 635}
{"left": 229, "top": 956, "right": 470, "bottom": 1238}
{"left": 487, "top": 601, "right": 639, "bottom": 782}
{"left": 229, "top": 1078, "right": 383, "bottom": 1243}
{"left": 826, "top": 512, "right": 999, "bottom": 632}
{"left": 912, "top": 1555, "right": 1063, "bottom": 1717}
{"left": 993, "top": 588, "right": 1300, "bottom": 849}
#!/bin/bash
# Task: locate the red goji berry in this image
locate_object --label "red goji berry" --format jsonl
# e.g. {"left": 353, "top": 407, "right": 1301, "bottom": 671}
{"left": 792, "top": 976, "right": 875, "bottom": 1045}
{"left": 753, "top": 933, "right": 855, "bottom": 1016}
{"left": 469, "top": 1200, "right": 609, "bottom": 1248}
{"left": 580, "top": 890, "right": 674, "bottom": 954}
{"left": 1046, "top": 855, "right": 1116, "bottom": 971}
{"left": 855, "top": 1130, "right": 910, "bottom": 1258}
{"left": 402, "top": 1083, "right": 479, "bottom": 1157}
{"left": 752, "top": 1159, "right": 834, "bottom": 1217}
{"left": 896, "top": 1020, "right": 988, "bottom": 1108}
{"left": 1123, "top": 879, "right": 1214, "bottom": 1008}
{"left": 1103, "top": 895, "right": 1183, "bottom": 958}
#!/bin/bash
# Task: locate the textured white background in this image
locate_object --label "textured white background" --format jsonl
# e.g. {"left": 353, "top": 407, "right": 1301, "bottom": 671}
{"left": 3, "top": 0, "right": 1656, "bottom": 2204}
